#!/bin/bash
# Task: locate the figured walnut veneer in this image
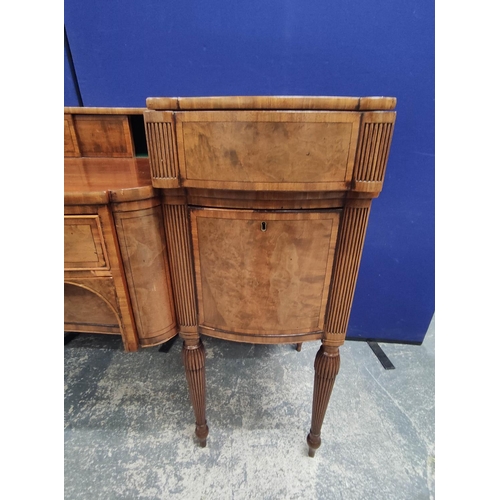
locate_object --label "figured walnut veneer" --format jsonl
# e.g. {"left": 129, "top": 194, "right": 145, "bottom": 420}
{"left": 176, "top": 111, "right": 359, "bottom": 188}
{"left": 191, "top": 210, "right": 339, "bottom": 342}
{"left": 64, "top": 215, "right": 109, "bottom": 271}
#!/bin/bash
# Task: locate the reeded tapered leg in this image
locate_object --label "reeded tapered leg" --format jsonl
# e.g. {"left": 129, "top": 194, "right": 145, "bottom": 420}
{"left": 307, "top": 344, "right": 340, "bottom": 457}
{"left": 182, "top": 340, "right": 209, "bottom": 447}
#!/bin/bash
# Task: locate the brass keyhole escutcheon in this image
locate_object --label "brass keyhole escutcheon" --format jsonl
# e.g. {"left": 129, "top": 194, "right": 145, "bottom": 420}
{"left": 261, "top": 221, "right": 267, "bottom": 232}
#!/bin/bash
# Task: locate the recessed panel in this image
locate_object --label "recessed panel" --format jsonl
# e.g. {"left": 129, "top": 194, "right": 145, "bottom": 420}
{"left": 191, "top": 209, "right": 340, "bottom": 337}
{"left": 177, "top": 111, "right": 359, "bottom": 190}
{"left": 64, "top": 216, "right": 108, "bottom": 270}
{"left": 64, "top": 282, "right": 119, "bottom": 333}
{"left": 73, "top": 115, "right": 133, "bottom": 157}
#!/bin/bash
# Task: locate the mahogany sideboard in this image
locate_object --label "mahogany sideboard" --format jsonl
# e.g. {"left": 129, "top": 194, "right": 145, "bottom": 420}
{"left": 64, "top": 96, "right": 396, "bottom": 457}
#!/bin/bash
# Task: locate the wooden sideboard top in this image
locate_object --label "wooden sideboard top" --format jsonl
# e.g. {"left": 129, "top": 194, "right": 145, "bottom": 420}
{"left": 64, "top": 96, "right": 397, "bottom": 203}
{"left": 64, "top": 157, "right": 153, "bottom": 204}
{"left": 146, "top": 95, "right": 397, "bottom": 111}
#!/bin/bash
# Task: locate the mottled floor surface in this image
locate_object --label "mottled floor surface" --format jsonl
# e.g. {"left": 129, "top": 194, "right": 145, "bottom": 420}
{"left": 65, "top": 318, "right": 435, "bottom": 500}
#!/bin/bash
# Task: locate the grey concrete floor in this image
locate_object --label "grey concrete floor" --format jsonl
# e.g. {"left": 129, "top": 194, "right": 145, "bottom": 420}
{"left": 65, "top": 317, "right": 435, "bottom": 500}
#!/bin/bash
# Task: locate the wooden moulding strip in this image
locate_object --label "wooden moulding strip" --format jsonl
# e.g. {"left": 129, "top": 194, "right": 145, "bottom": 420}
{"left": 180, "top": 180, "right": 351, "bottom": 192}
{"left": 108, "top": 186, "right": 157, "bottom": 204}
{"left": 139, "top": 325, "right": 178, "bottom": 347}
{"left": 198, "top": 325, "right": 323, "bottom": 345}
{"left": 157, "top": 123, "right": 168, "bottom": 178}
{"left": 64, "top": 323, "right": 121, "bottom": 335}
{"left": 358, "top": 122, "right": 374, "bottom": 181}
{"left": 367, "top": 123, "right": 383, "bottom": 181}
{"left": 111, "top": 196, "right": 160, "bottom": 215}
{"left": 64, "top": 191, "right": 109, "bottom": 205}
{"left": 165, "top": 123, "right": 176, "bottom": 178}
{"left": 146, "top": 96, "right": 397, "bottom": 111}
{"left": 64, "top": 107, "right": 146, "bottom": 115}
{"left": 165, "top": 205, "right": 188, "bottom": 324}
{"left": 145, "top": 120, "right": 158, "bottom": 176}
{"left": 373, "top": 124, "right": 391, "bottom": 182}
{"left": 151, "top": 178, "right": 181, "bottom": 189}
{"left": 322, "top": 335, "right": 346, "bottom": 348}
{"left": 153, "top": 122, "right": 165, "bottom": 178}
{"left": 351, "top": 181, "right": 383, "bottom": 194}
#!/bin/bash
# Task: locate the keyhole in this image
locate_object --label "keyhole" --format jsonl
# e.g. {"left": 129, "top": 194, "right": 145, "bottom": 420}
{"left": 261, "top": 221, "right": 267, "bottom": 232}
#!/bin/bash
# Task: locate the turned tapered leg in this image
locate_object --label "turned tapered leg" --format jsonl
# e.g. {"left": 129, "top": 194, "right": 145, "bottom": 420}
{"left": 296, "top": 343, "right": 303, "bottom": 352}
{"left": 307, "top": 345, "right": 340, "bottom": 457}
{"left": 182, "top": 341, "right": 209, "bottom": 447}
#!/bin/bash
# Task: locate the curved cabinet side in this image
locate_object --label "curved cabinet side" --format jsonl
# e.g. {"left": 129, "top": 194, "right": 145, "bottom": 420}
{"left": 112, "top": 197, "right": 178, "bottom": 346}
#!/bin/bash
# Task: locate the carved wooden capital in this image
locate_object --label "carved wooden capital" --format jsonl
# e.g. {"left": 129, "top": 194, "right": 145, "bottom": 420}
{"left": 144, "top": 110, "right": 180, "bottom": 188}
